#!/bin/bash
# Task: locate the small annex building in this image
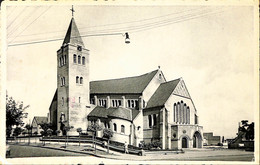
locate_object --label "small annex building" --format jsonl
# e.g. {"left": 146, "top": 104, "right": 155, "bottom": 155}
{"left": 47, "top": 16, "right": 204, "bottom": 150}
{"left": 32, "top": 116, "right": 48, "bottom": 135}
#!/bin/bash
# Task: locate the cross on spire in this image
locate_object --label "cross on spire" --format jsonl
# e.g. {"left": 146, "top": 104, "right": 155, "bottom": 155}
{"left": 70, "top": 5, "right": 75, "bottom": 17}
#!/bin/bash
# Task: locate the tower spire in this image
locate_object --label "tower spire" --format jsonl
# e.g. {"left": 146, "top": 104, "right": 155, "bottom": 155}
{"left": 70, "top": 5, "right": 75, "bottom": 17}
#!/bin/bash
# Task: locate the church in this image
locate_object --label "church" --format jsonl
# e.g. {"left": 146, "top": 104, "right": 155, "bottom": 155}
{"left": 48, "top": 17, "right": 203, "bottom": 150}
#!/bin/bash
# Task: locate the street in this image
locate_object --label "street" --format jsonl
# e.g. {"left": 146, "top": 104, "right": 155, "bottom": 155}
{"left": 5, "top": 143, "right": 254, "bottom": 162}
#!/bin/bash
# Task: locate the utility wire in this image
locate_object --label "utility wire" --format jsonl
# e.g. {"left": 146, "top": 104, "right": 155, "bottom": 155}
{"left": 77, "top": 8, "right": 220, "bottom": 36}
{"left": 8, "top": 6, "right": 41, "bottom": 38}
{"left": 8, "top": 32, "right": 124, "bottom": 47}
{"left": 9, "top": 7, "right": 217, "bottom": 44}
{"left": 7, "top": 6, "right": 27, "bottom": 29}
{"left": 8, "top": 7, "right": 227, "bottom": 47}
{"left": 10, "top": 7, "right": 206, "bottom": 39}
{"left": 7, "top": 6, "right": 17, "bottom": 20}
{"left": 8, "top": 6, "right": 52, "bottom": 44}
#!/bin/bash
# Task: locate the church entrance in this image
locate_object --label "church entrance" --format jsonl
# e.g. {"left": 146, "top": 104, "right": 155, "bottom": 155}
{"left": 182, "top": 137, "right": 188, "bottom": 148}
{"left": 193, "top": 131, "right": 202, "bottom": 148}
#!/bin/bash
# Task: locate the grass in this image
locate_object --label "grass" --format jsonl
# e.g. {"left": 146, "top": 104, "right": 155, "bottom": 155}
{"left": 7, "top": 145, "right": 88, "bottom": 158}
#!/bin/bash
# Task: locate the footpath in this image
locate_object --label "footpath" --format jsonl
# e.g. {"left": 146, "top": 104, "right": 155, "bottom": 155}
{"left": 7, "top": 142, "right": 254, "bottom": 161}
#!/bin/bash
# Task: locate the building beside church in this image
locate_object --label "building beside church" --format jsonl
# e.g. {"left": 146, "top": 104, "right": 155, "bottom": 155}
{"left": 31, "top": 116, "right": 48, "bottom": 135}
{"left": 48, "top": 17, "right": 203, "bottom": 149}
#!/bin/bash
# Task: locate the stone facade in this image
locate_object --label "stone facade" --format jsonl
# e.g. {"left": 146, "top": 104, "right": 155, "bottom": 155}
{"left": 48, "top": 17, "right": 204, "bottom": 149}
{"left": 56, "top": 18, "right": 89, "bottom": 135}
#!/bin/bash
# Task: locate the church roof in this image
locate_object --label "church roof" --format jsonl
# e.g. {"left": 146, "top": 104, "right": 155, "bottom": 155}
{"left": 33, "top": 116, "right": 48, "bottom": 125}
{"left": 63, "top": 18, "right": 85, "bottom": 47}
{"left": 146, "top": 79, "right": 181, "bottom": 109}
{"left": 88, "top": 106, "right": 139, "bottom": 121}
{"left": 90, "top": 70, "right": 159, "bottom": 94}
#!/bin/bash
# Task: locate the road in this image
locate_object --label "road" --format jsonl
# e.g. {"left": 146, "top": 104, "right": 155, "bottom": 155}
{"left": 5, "top": 144, "right": 255, "bottom": 163}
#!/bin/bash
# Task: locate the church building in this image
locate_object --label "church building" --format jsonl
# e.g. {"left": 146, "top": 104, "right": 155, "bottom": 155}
{"left": 48, "top": 17, "right": 203, "bottom": 149}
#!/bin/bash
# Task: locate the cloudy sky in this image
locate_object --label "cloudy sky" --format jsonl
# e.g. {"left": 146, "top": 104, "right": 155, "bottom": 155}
{"left": 4, "top": 2, "right": 257, "bottom": 139}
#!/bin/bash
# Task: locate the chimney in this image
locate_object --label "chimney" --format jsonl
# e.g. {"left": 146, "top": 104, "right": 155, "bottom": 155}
{"left": 139, "top": 96, "right": 143, "bottom": 110}
{"left": 106, "top": 96, "right": 110, "bottom": 108}
{"left": 122, "top": 96, "right": 126, "bottom": 108}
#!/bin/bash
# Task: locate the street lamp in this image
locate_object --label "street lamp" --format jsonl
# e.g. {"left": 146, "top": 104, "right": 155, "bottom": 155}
{"left": 124, "top": 32, "right": 130, "bottom": 44}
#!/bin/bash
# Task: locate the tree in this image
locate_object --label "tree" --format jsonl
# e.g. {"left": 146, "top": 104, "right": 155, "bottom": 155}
{"left": 25, "top": 124, "right": 33, "bottom": 145}
{"left": 87, "top": 122, "right": 102, "bottom": 154}
{"left": 46, "top": 129, "right": 53, "bottom": 137}
{"left": 13, "top": 127, "right": 23, "bottom": 137}
{"left": 103, "top": 128, "right": 113, "bottom": 153}
{"left": 6, "top": 95, "right": 29, "bottom": 137}
{"left": 39, "top": 123, "right": 51, "bottom": 136}
{"left": 77, "top": 128, "right": 82, "bottom": 146}
{"left": 63, "top": 126, "right": 74, "bottom": 148}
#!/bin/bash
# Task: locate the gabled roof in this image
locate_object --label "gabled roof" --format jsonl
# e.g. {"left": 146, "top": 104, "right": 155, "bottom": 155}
{"left": 49, "top": 89, "right": 57, "bottom": 110}
{"left": 146, "top": 79, "right": 181, "bottom": 109}
{"left": 90, "top": 70, "right": 159, "bottom": 94}
{"left": 88, "top": 106, "right": 140, "bottom": 121}
{"left": 63, "top": 18, "right": 85, "bottom": 47}
{"left": 33, "top": 116, "right": 48, "bottom": 125}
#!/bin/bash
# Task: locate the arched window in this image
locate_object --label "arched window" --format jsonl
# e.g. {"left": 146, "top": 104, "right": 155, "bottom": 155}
{"left": 177, "top": 102, "right": 180, "bottom": 123}
{"left": 79, "top": 97, "right": 81, "bottom": 103}
{"left": 63, "top": 77, "right": 65, "bottom": 85}
{"left": 187, "top": 107, "right": 190, "bottom": 124}
{"left": 128, "top": 100, "right": 131, "bottom": 107}
{"left": 78, "top": 55, "right": 81, "bottom": 64}
{"left": 113, "top": 123, "right": 117, "bottom": 132}
{"left": 153, "top": 114, "right": 157, "bottom": 126}
{"left": 173, "top": 103, "right": 177, "bottom": 122}
{"left": 121, "top": 125, "right": 125, "bottom": 133}
{"left": 73, "top": 54, "right": 77, "bottom": 63}
{"left": 80, "top": 77, "right": 83, "bottom": 84}
{"left": 76, "top": 76, "right": 79, "bottom": 83}
{"left": 64, "top": 55, "right": 67, "bottom": 64}
{"left": 184, "top": 103, "right": 187, "bottom": 124}
{"left": 82, "top": 57, "right": 85, "bottom": 65}
{"left": 131, "top": 100, "right": 135, "bottom": 108}
{"left": 62, "top": 56, "right": 64, "bottom": 65}
{"left": 148, "top": 115, "right": 152, "bottom": 128}
{"left": 59, "top": 57, "right": 61, "bottom": 67}
{"left": 180, "top": 101, "right": 183, "bottom": 124}
{"left": 112, "top": 100, "right": 115, "bottom": 107}
{"left": 159, "top": 73, "right": 162, "bottom": 80}
{"left": 60, "top": 77, "right": 63, "bottom": 86}
{"left": 62, "top": 97, "right": 64, "bottom": 106}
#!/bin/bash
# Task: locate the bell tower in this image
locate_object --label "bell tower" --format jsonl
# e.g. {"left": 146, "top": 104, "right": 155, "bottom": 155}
{"left": 57, "top": 17, "right": 89, "bottom": 135}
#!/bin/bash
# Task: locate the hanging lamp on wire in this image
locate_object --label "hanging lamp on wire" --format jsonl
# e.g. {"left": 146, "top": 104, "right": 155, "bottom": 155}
{"left": 125, "top": 32, "right": 130, "bottom": 44}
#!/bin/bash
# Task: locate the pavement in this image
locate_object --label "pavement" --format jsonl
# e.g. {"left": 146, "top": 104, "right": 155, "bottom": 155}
{"left": 7, "top": 142, "right": 255, "bottom": 161}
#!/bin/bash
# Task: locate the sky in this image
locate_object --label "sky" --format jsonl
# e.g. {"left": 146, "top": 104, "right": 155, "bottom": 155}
{"left": 4, "top": 3, "right": 257, "bottom": 139}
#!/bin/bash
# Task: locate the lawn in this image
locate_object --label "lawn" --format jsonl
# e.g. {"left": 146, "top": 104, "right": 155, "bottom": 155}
{"left": 7, "top": 145, "right": 88, "bottom": 158}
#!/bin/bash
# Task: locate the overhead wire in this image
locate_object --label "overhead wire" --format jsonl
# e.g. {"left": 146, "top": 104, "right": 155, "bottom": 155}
{"left": 7, "top": 6, "right": 41, "bottom": 38}
{"left": 77, "top": 7, "right": 222, "bottom": 36}
{"left": 8, "top": 6, "right": 52, "bottom": 44}
{"left": 7, "top": 6, "right": 27, "bottom": 29}
{"left": 9, "top": 7, "right": 215, "bottom": 43}
{"left": 8, "top": 7, "right": 227, "bottom": 47}
{"left": 7, "top": 6, "right": 17, "bottom": 20}
{"left": 10, "top": 6, "right": 206, "bottom": 39}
